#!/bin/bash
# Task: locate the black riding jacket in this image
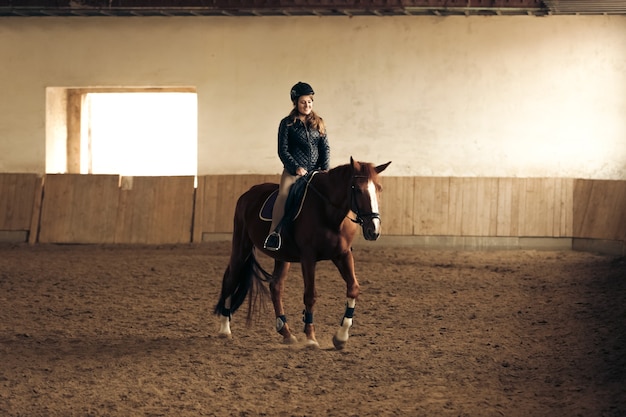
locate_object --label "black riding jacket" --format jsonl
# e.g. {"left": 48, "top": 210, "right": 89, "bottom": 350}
{"left": 277, "top": 116, "right": 330, "bottom": 176}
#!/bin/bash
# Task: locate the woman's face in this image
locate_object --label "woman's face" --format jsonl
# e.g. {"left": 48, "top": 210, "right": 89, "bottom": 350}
{"left": 296, "top": 95, "right": 314, "bottom": 116}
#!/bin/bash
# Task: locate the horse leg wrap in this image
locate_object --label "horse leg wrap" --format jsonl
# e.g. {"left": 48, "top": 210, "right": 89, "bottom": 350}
{"left": 302, "top": 310, "right": 314, "bottom": 333}
{"left": 221, "top": 296, "right": 232, "bottom": 319}
{"left": 341, "top": 306, "right": 355, "bottom": 325}
{"left": 303, "top": 311, "right": 314, "bottom": 324}
{"left": 276, "top": 315, "right": 287, "bottom": 332}
{"left": 335, "top": 298, "right": 356, "bottom": 344}
{"left": 218, "top": 308, "right": 232, "bottom": 337}
{"left": 340, "top": 298, "right": 356, "bottom": 326}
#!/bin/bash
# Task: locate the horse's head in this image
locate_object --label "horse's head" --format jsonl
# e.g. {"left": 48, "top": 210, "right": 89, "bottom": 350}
{"left": 349, "top": 157, "right": 392, "bottom": 241}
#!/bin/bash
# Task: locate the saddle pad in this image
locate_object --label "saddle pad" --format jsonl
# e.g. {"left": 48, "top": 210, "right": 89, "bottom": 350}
{"left": 259, "top": 190, "right": 278, "bottom": 221}
{"left": 258, "top": 171, "right": 318, "bottom": 223}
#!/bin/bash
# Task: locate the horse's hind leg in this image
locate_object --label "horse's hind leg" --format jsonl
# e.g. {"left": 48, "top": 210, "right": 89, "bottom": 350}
{"left": 270, "top": 260, "right": 297, "bottom": 344}
{"left": 217, "top": 266, "right": 233, "bottom": 338}
{"left": 215, "top": 210, "right": 254, "bottom": 338}
{"left": 216, "top": 261, "right": 245, "bottom": 338}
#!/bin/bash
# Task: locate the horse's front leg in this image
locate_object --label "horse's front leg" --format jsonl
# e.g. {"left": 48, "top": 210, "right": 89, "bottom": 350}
{"left": 270, "top": 260, "right": 297, "bottom": 344}
{"left": 331, "top": 250, "right": 360, "bottom": 350}
{"left": 301, "top": 258, "right": 319, "bottom": 348}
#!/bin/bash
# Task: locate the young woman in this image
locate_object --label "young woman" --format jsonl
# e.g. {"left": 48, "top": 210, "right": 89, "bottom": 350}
{"left": 263, "top": 81, "right": 331, "bottom": 251}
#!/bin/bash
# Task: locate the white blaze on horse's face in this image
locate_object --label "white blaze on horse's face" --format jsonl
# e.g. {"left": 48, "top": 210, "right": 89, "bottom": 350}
{"left": 364, "top": 179, "right": 381, "bottom": 240}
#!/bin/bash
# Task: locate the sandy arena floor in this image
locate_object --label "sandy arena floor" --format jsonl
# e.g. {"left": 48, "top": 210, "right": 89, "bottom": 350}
{"left": 0, "top": 242, "right": 624, "bottom": 417}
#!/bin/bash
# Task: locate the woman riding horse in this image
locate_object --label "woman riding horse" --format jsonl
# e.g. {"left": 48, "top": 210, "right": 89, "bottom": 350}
{"left": 215, "top": 157, "right": 391, "bottom": 349}
{"left": 264, "top": 81, "right": 331, "bottom": 252}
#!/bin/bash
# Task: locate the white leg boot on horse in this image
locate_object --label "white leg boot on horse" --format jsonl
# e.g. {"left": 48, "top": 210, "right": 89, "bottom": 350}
{"left": 333, "top": 298, "right": 356, "bottom": 350}
{"left": 218, "top": 297, "right": 232, "bottom": 338}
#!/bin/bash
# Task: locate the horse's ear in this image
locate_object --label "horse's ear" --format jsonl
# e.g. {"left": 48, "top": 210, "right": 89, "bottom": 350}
{"left": 375, "top": 161, "right": 392, "bottom": 174}
{"left": 350, "top": 156, "right": 361, "bottom": 171}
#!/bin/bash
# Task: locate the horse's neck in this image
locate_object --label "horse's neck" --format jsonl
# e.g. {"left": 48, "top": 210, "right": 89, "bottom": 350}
{"left": 314, "top": 169, "right": 351, "bottom": 217}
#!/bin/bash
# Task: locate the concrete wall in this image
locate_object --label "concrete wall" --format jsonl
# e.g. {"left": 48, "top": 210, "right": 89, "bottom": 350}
{"left": 0, "top": 15, "right": 625, "bottom": 178}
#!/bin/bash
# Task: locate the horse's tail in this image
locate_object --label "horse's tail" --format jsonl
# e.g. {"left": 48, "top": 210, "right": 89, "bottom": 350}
{"left": 214, "top": 249, "right": 273, "bottom": 324}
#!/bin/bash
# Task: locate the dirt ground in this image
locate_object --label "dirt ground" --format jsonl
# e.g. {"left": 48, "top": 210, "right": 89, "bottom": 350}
{"left": 0, "top": 242, "right": 624, "bottom": 417}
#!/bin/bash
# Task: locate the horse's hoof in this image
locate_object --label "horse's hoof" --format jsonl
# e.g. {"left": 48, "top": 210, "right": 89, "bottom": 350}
{"left": 305, "top": 339, "right": 320, "bottom": 349}
{"left": 282, "top": 335, "right": 298, "bottom": 344}
{"left": 218, "top": 332, "right": 232, "bottom": 339}
{"left": 332, "top": 335, "right": 347, "bottom": 350}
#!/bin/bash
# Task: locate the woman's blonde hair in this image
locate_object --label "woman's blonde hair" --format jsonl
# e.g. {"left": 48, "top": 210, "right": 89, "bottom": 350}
{"left": 288, "top": 107, "right": 326, "bottom": 136}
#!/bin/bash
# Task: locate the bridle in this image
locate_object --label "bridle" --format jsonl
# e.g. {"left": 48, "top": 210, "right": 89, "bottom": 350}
{"left": 305, "top": 171, "right": 381, "bottom": 225}
{"left": 348, "top": 175, "right": 381, "bottom": 225}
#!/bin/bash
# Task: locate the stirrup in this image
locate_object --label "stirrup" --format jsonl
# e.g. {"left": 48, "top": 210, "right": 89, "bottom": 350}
{"left": 263, "top": 231, "right": 282, "bottom": 251}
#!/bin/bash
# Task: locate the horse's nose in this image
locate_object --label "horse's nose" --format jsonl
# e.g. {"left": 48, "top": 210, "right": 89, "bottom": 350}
{"left": 363, "top": 219, "right": 381, "bottom": 241}
{"left": 364, "top": 229, "right": 380, "bottom": 241}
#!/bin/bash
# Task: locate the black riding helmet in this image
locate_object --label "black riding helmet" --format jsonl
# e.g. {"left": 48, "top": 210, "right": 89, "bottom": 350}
{"left": 290, "top": 82, "right": 315, "bottom": 103}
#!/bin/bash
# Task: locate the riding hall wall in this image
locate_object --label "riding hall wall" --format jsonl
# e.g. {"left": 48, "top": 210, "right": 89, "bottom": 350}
{"left": 1, "top": 16, "right": 624, "bottom": 253}
{"left": 1, "top": 16, "right": 625, "bottom": 180}
{"left": 1, "top": 173, "right": 624, "bottom": 254}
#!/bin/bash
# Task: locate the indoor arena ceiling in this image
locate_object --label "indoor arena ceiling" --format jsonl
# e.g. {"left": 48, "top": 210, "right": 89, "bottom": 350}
{"left": 1, "top": 0, "right": 626, "bottom": 17}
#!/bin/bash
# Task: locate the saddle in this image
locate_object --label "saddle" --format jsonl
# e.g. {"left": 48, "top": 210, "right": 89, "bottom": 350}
{"left": 259, "top": 171, "right": 319, "bottom": 225}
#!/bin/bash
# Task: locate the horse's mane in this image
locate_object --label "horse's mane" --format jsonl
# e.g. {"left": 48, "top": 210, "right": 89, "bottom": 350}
{"left": 326, "top": 160, "right": 382, "bottom": 190}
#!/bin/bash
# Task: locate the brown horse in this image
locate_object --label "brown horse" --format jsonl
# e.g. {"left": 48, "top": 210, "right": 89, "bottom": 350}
{"left": 214, "top": 157, "right": 391, "bottom": 349}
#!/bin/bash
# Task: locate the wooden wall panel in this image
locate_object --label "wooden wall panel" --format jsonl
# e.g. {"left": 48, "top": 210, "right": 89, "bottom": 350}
{"left": 414, "top": 177, "right": 450, "bottom": 235}
{"left": 194, "top": 176, "right": 217, "bottom": 240}
{"left": 380, "top": 177, "right": 414, "bottom": 235}
{"left": 445, "top": 178, "right": 460, "bottom": 235}
{"left": 517, "top": 178, "right": 574, "bottom": 237}
{"left": 496, "top": 178, "right": 519, "bottom": 236}
{"left": 39, "top": 174, "right": 119, "bottom": 243}
{"left": 0, "top": 173, "right": 42, "bottom": 231}
{"left": 517, "top": 178, "right": 544, "bottom": 236}
{"left": 574, "top": 179, "right": 626, "bottom": 241}
{"left": 555, "top": 178, "right": 574, "bottom": 237}
{"left": 412, "top": 177, "right": 573, "bottom": 238}
{"left": 115, "top": 176, "right": 195, "bottom": 244}
{"left": 28, "top": 175, "right": 45, "bottom": 244}
{"left": 451, "top": 178, "right": 499, "bottom": 236}
{"left": 26, "top": 174, "right": 623, "bottom": 245}
{"left": 194, "top": 174, "right": 278, "bottom": 239}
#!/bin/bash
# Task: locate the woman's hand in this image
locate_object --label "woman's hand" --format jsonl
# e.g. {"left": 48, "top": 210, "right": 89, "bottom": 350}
{"left": 296, "top": 167, "right": 308, "bottom": 176}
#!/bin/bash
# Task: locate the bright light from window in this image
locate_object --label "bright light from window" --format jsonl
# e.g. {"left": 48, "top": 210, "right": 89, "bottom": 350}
{"left": 83, "top": 92, "right": 197, "bottom": 177}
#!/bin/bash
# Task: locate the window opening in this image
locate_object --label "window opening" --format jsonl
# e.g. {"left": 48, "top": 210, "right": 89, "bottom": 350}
{"left": 46, "top": 87, "right": 197, "bottom": 179}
